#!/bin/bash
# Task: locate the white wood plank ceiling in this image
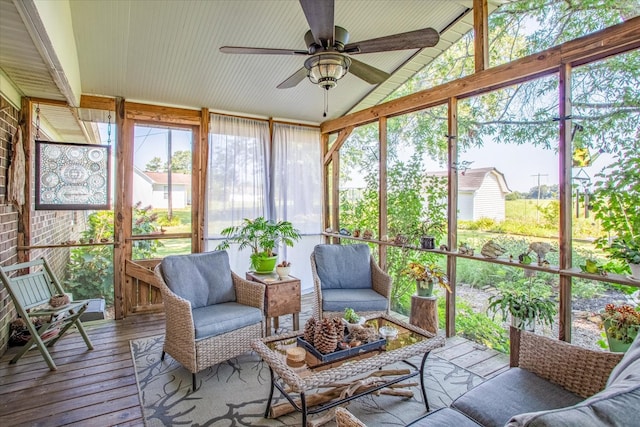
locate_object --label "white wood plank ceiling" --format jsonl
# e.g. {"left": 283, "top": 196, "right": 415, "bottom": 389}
{"left": 0, "top": 0, "right": 505, "bottom": 141}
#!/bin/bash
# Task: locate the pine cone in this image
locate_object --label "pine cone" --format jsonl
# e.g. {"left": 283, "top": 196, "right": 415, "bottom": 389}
{"left": 314, "top": 318, "right": 338, "bottom": 354}
{"left": 303, "top": 318, "right": 317, "bottom": 343}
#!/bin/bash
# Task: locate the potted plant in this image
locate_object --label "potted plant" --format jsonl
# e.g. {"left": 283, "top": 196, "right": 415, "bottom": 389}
{"left": 604, "top": 238, "right": 640, "bottom": 280}
{"left": 217, "top": 217, "right": 301, "bottom": 272}
{"left": 402, "top": 262, "right": 451, "bottom": 298}
{"left": 591, "top": 145, "right": 640, "bottom": 280}
{"left": 487, "top": 279, "right": 556, "bottom": 332}
{"left": 343, "top": 307, "right": 365, "bottom": 331}
{"left": 413, "top": 219, "right": 445, "bottom": 250}
{"left": 600, "top": 303, "right": 640, "bottom": 352}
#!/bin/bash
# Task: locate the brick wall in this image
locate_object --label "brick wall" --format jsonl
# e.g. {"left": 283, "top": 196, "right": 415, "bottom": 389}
{"left": 0, "top": 96, "right": 20, "bottom": 353}
{"left": 0, "top": 96, "right": 84, "bottom": 355}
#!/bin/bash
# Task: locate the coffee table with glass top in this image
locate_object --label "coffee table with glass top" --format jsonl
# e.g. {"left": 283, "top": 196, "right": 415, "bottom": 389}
{"left": 250, "top": 314, "right": 445, "bottom": 425}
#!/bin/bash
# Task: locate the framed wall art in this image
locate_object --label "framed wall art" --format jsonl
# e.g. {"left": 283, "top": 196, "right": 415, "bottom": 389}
{"left": 35, "top": 141, "right": 111, "bottom": 210}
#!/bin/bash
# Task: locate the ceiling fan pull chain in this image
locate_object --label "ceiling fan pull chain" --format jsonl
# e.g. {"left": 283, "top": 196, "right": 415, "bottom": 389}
{"left": 323, "top": 88, "right": 328, "bottom": 117}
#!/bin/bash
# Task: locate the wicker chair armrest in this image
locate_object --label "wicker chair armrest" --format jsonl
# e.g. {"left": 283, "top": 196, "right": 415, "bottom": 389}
{"left": 310, "top": 253, "right": 323, "bottom": 320}
{"left": 515, "top": 328, "right": 624, "bottom": 398}
{"left": 154, "top": 264, "right": 195, "bottom": 346}
{"left": 370, "top": 256, "right": 392, "bottom": 301}
{"left": 232, "top": 272, "right": 265, "bottom": 311}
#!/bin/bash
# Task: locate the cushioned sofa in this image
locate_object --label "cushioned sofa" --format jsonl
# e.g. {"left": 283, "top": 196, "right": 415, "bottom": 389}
{"left": 336, "top": 327, "right": 640, "bottom": 426}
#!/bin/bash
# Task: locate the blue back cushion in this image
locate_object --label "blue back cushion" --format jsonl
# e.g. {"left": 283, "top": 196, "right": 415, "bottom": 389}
{"left": 314, "top": 244, "right": 372, "bottom": 289}
{"left": 161, "top": 251, "right": 236, "bottom": 309}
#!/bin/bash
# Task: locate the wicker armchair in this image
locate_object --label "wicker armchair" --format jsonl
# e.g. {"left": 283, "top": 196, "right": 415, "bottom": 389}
{"left": 154, "top": 251, "right": 265, "bottom": 391}
{"left": 335, "top": 327, "right": 630, "bottom": 427}
{"left": 508, "top": 327, "right": 624, "bottom": 398}
{"left": 310, "top": 244, "right": 391, "bottom": 320}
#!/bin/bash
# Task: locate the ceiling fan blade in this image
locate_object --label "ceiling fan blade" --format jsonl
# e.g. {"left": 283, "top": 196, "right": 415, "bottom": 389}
{"left": 220, "top": 46, "right": 308, "bottom": 55}
{"left": 277, "top": 67, "right": 308, "bottom": 89}
{"left": 345, "top": 28, "right": 439, "bottom": 54}
{"left": 348, "top": 58, "right": 390, "bottom": 85}
{"left": 299, "top": 0, "right": 334, "bottom": 47}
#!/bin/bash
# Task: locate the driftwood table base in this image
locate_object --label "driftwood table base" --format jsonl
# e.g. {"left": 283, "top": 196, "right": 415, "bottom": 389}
{"left": 251, "top": 314, "right": 446, "bottom": 427}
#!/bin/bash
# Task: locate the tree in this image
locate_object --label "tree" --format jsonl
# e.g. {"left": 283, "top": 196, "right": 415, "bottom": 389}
{"left": 144, "top": 150, "right": 192, "bottom": 173}
{"left": 338, "top": 0, "right": 639, "bottom": 314}
{"left": 145, "top": 157, "right": 164, "bottom": 172}
{"left": 390, "top": 0, "right": 639, "bottom": 154}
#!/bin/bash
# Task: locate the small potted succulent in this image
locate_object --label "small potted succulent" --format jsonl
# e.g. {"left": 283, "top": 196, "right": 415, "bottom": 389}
{"left": 343, "top": 307, "right": 365, "bottom": 331}
{"left": 600, "top": 303, "right": 640, "bottom": 352}
{"left": 401, "top": 262, "right": 451, "bottom": 298}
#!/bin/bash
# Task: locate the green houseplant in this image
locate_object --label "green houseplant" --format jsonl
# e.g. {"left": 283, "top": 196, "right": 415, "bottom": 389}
{"left": 487, "top": 282, "right": 556, "bottom": 332}
{"left": 601, "top": 303, "right": 640, "bottom": 352}
{"left": 591, "top": 144, "right": 640, "bottom": 279}
{"left": 402, "top": 262, "right": 451, "bottom": 297}
{"left": 217, "top": 217, "right": 301, "bottom": 272}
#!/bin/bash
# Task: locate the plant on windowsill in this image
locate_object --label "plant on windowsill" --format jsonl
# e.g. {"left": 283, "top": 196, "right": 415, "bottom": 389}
{"left": 487, "top": 278, "right": 556, "bottom": 332}
{"left": 591, "top": 144, "right": 640, "bottom": 280}
{"left": 402, "top": 262, "right": 451, "bottom": 298}
{"left": 217, "top": 217, "right": 301, "bottom": 272}
{"left": 600, "top": 303, "right": 640, "bottom": 352}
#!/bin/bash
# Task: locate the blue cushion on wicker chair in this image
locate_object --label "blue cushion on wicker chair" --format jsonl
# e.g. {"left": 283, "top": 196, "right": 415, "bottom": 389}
{"left": 314, "top": 244, "right": 372, "bottom": 289}
{"left": 161, "top": 251, "right": 236, "bottom": 309}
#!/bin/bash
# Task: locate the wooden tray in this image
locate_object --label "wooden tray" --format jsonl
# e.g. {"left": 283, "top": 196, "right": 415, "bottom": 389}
{"left": 296, "top": 336, "right": 386, "bottom": 363}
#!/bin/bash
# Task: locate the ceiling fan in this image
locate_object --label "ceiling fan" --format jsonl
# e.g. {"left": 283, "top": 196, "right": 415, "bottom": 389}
{"left": 219, "top": 0, "right": 440, "bottom": 91}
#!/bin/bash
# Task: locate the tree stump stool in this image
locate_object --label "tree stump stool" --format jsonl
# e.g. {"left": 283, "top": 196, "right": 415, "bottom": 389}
{"left": 410, "top": 295, "right": 438, "bottom": 334}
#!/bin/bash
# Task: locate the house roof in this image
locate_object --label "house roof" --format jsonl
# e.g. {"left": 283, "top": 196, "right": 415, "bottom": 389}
{"left": 430, "top": 167, "right": 511, "bottom": 193}
{"left": 141, "top": 171, "right": 192, "bottom": 186}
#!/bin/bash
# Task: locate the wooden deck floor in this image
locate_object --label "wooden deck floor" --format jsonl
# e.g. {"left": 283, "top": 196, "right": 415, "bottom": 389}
{"left": 0, "top": 294, "right": 508, "bottom": 426}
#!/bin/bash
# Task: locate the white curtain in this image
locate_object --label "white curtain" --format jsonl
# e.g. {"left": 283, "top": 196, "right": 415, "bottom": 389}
{"left": 206, "top": 114, "right": 270, "bottom": 272}
{"left": 272, "top": 123, "right": 322, "bottom": 292}
{"left": 205, "top": 115, "right": 322, "bottom": 291}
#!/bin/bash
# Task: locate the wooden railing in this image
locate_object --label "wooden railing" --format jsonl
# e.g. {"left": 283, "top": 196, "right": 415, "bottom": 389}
{"left": 125, "top": 259, "right": 164, "bottom": 315}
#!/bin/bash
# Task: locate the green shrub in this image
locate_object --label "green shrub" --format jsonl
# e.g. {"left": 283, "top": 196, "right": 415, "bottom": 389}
{"left": 65, "top": 203, "right": 163, "bottom": 305}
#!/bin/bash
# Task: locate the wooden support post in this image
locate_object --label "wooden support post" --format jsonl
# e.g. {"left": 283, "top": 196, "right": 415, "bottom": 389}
{"left": 17, "top": 97, "right": 32, "bottom": 265}
{"left": 473, "top": 0, "right": 489, "bottom": 72}
{"left": 446, "top": 97, "right": 459, "bottom": 338}
{"left": 558, "top": 63, "right": 573, "bottom": 342}
{"left": 410, "top": 295, "right": 439, "bottom": 334}
{"left": 378, "top": 117, "right": 388, "bottom": 270}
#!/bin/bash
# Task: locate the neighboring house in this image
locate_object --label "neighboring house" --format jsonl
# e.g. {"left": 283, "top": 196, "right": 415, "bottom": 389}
{"left": 431, "top": 167, "right": 511, "bottom": 221}
{"left": 132, "top": 168, "right": 192, "bottom": 209}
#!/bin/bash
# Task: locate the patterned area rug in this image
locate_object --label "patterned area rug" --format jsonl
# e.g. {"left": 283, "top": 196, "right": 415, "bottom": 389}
{"left": 131, "top": 335, "right": 484, "bottom": 426}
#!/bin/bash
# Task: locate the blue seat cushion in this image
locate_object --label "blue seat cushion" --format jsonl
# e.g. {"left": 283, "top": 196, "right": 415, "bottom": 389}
{"left": 507, "top": 377, "right": 640, "bottom": 427}
{"left": 161, "top": 251, "right": 236, "bottom": 309}
{"left": 322, "top": 288, "right": 388, "bottom": 313}
{"left": 408, "top": 408, "right": 482, "bottom": 426}
{"left": 192, "top": 302, "right": 262, "bottom": 339}
{"left": 451, "top": 367, "right": 583, "bottom": 427}
{"left": 314, "top": 244, "right": 372, "bottom": 290}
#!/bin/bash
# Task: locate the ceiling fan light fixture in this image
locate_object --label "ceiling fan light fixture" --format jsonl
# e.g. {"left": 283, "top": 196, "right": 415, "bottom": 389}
{"left": 304, "top": 53, "right": 351, "bottom": 90}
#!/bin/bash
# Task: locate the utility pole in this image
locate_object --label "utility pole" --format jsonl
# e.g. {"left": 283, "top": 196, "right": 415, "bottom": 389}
{"left": 531, "top": 173, "right": 549, "bottom": 222}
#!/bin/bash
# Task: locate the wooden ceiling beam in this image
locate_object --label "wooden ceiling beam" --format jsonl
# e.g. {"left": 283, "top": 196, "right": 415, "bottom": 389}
{"left": 473, "top": 0, "right": 489, "bottom": 73}
{"left": 125, "top": 102, "right": 200, "bottom": 125}
{"left": 321, "top": 16, "right": 640, "bottom": 134}
{"left": 80, "top": 94, "right": 116, "bottom": 111}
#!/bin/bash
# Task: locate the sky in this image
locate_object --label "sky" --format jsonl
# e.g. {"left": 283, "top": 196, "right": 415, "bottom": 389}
{"left": 98, "top": 123, "right": 614, "bottom": 194}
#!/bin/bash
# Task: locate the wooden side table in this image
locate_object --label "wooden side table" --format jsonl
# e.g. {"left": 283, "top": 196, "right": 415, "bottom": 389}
{"left": 410, "top": 295, "right": 439, "bottom": 334}
{"left": 246, "top": 271, "right": 301, "bottom": 336}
